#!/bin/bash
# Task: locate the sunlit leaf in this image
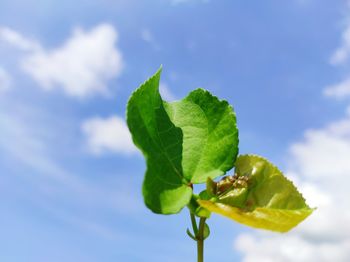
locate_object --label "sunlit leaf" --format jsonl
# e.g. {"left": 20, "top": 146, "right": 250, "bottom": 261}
{"left": 198, "top": 155, "right": 314, "bottom": 232}
{"left": 198, "top": 201, "right": 312, "bottom": 232}
{"left": 127, "top": 68, "right": 239, "bottom": 214}
{"left": 127, "top": 68, "right": 192, "bottom": 214}
{"left": 165, "top": 88, "right": 239, "bottom": 183}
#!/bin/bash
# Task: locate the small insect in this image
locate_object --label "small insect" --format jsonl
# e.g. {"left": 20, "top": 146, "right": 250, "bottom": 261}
{"left": 216, "top": 174, "right": 250, "bottom": 195}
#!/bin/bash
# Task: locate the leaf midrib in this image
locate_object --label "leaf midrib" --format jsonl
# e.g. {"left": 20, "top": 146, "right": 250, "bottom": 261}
{"left": 135, "top": 102, "right": 184, "bottom": 186}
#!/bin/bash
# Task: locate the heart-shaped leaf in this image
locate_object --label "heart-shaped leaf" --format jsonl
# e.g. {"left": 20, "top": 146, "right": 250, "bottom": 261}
{"left": 127, "top": 68, "right": 239, "bottom": 214}
{"left": 198, "top": 155, "right": 314, "bottom": 232}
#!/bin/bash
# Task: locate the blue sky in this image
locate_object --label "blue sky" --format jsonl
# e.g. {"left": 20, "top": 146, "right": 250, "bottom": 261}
{"left": 1, "top": 0, "right": 350, "bottom": 261}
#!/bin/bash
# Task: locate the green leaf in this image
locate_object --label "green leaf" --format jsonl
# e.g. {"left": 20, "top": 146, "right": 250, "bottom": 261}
{"left": 127, "top": 68, "right": 239, "bottom": 214}
{"left": 198, "top": 201, "right": 313, "bottom": 233}
{"left": 188, "top": 194, "right": 211, "bottom": 218}
{"left": 126, "top": 68, "right": 192, "bottom": 214}
{"left": 186, "top": 228, "right": 197, "bottom": 241}
{"left": 186, "top": 224, "right": 210, "bottom": 241}
{"left": 203, "top": 223, "right": 210, "bottom": 240}
{"left": 198, "top": 155, "right": 314, "bottom": 232}
{"left": 165, "top": 88, "right": 239, "bottom": 183}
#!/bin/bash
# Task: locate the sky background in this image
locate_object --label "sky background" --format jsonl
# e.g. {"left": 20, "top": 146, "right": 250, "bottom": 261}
{"left": 1, "top": 0, "right": 350, "bottom": 261}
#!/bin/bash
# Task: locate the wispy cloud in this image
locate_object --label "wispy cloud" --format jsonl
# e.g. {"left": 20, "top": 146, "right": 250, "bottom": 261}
{"left": 0, "top": 99, "right": 141, "bottom": 238}
{"left": 324, "top": 78, "right": 350, "bottom": 99}
{"left": 141, "top": 29, "right": 160, "bottom": 50}
{"left": 0, "top": 66, "right": 11, "bottom": 92}
{"left": 0, "top": 24, "right": 123, "bottom": 98}
{"left": 330, "top": 23, "right": 350, "bottom": 65}
{"left": 82, "top": 115, "right": 137, "bottom": 155}
{"left": 0, "top": 26, "right": 41, "bottom": 51}
{"left": 325, "top": 15, "right": 350, "bottom": 99}
{"left": 159, "top": 82, "right": 177, "bottom": 101}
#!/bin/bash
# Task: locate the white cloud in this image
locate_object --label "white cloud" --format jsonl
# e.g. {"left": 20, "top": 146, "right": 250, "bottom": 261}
{"left": 330, "top": 23, "right": 350, "bottom": 65}
{"left": 0, "top": 67, "right": 11, "bottom": 92}
{"left": 23, "top": 24, "right": 123, "bottom": 98}
{"left": 0, "top": 24, "right": 123, "bottom": 98}
{"left": 82, "top": 115, "right": 136, "bottom": 155}
{"left": 0, "top": 26, "right": 41, "bottom": 51}
{"left": 289, "top": 121, "right": 350, "bottom": 180}
{"left": 236, "top": 233, "right": 350, "bottom": 262}
{"left": 324, "top": 78, "right": 350, "bottom": 99}
{"left": 234, "top": 111, "right": 350, "bottom": 261}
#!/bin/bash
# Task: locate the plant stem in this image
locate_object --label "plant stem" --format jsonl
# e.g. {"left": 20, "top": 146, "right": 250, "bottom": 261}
{"left": 190, "top": 213, "right": 198, "bottom": 235}
{"left": 197, "top": 217, "right": 206, "bottom": 262}
{"left": 189, "top": 211, "right": 207, "bottom": 262}
{"left": 197, "top": 236, "right": 204, "bottom": 262}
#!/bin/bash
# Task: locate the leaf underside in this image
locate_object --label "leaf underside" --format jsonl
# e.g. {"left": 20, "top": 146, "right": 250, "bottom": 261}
{"left": 127, "top": 68, "right": 239, "bottom": 214}
{"left": 198, "top": 200, "right": 312, "bottom": 232}
{"left": 199, "top": 155, "right": 314, "bottom": 232}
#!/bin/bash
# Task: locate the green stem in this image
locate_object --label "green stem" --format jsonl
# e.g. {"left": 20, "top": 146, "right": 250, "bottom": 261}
{"left": 188, "top": 210, "right": 207, "bottom": 262}
{"left": 197, "top": 218, "right": 206, "bottom": 262}
{"left": 190, "top": 212, "right": 198, "bottom": 235}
